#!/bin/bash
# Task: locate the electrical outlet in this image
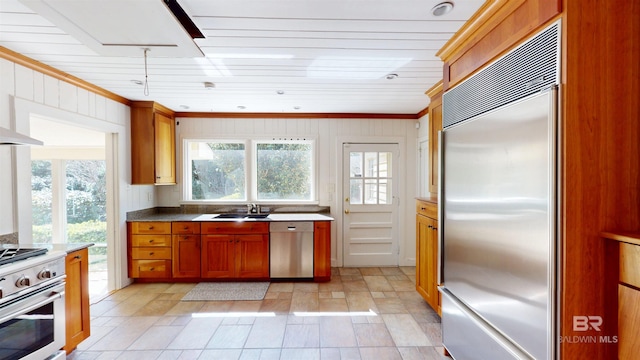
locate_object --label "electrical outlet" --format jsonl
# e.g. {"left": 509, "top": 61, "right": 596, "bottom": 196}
{"left": 147, "top": 192, "right": 153, "bottom": 201}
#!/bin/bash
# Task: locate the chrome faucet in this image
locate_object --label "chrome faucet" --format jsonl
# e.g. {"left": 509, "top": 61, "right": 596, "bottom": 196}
{"left": 247, "top": 203, "right": 258, "bottom": 214}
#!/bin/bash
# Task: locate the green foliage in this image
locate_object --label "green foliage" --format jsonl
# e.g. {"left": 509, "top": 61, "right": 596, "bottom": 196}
{"left": 192, "top": 143, "right": 246, "bottom": 200}
{"left": 257, "top": 143, "right": 311, "bottom": 200}
{"left": 32, "top": 220, "right": 107, "bottom": 255}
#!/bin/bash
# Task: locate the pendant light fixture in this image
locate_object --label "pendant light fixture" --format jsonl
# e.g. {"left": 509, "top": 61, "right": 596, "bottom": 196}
{"left": 143, "top": 48, "right": 150, "bottom": 96}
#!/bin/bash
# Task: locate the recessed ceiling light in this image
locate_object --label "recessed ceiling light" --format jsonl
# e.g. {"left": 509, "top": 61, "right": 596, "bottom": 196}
{"left": 293, "top": 106, "right": 301, "bottom": 110}
{"left": 204, "top": 82, "right": 215, "bottom": 90}
{"left": 130, "top": 80, "right": 143, "bottom": 85}
{"left": 277, "top": 90, "right": 285, "bottom": 95}
{"left": 237, "top": 106, "right": 246, "bottom": 110}
{"left": 179, "top": 105, "right": 190, "bottom": 109}
{"left": 431, "top": 2, "right": 454, "bottom": 16}
{"left": 386, "top": 73, "right": 398, "bottom": 80}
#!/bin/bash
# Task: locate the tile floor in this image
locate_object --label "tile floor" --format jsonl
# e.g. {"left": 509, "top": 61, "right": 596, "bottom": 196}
{"left": 68, "top": 267, "right": 448, "bottom": 360}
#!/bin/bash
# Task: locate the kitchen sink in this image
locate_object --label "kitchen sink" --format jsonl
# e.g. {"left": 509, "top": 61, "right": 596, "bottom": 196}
{"left": 245, "top": 214, "right": 270, "bottom": 219}
{"left": 214, "top": 213, "right": 247, "bottom": 219}
{"left": 213, "top": 213, "right": 270, "bottom": 219}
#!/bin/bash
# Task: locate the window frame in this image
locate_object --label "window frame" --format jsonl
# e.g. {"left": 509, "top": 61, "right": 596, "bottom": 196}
{"left": 183, "top": 137, "right": 318, "bottom": 204}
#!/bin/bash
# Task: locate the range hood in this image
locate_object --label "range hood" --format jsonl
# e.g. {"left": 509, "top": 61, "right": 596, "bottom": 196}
{"left": 0, "top": 127, "right": 43, "bottom": 146}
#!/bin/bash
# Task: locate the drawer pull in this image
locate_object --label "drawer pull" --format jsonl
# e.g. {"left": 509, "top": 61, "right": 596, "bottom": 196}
{"left": 149, "top": 239, "right": 154, "bottom": 243}
{"left": 74, "top": 255, "right": 82, "bottom": 260}
{"left": 149, "top": 267, "right": 155, "bottom": 271}
{"left": 421, "top": 207, "right": 426, "bottom": 210}
{"left": 149, "top": 252, "right": 154, "bottom": 255}
{"left": 148, "top": 226, "right": 154, "bottom": 230}
{"left": 428, "top": 225, "right": 433, "bottom": 229}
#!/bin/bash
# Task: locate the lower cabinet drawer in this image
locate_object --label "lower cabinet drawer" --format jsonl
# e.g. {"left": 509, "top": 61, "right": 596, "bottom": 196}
{"left": 131, "top": 259, "right": 171, "bottom": 278}
{"left": 131, "top": 247, "right": 171, "bottom": 260}
{"left": 131, "top": 234, "right": 171, "bottom": 247}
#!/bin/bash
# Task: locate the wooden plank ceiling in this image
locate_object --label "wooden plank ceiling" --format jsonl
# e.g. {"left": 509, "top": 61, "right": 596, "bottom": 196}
{"left": 0, "top": 0, "right": 485, "bottom": 114}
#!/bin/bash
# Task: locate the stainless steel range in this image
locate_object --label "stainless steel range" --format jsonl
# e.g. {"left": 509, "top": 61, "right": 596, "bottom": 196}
{"left": 0, "top": 245, "right": 67, "bottom": 360}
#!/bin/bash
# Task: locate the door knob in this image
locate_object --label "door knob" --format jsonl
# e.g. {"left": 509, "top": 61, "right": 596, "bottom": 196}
{"left": 345, "top": 197, "right": 349, "bottom": 202}
{"left": 344, "top": 209, "right": 350, "bottom": 214}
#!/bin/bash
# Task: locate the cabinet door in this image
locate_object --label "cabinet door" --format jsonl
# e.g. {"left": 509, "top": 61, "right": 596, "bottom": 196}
{"left": 416, "top": 214, "right": 440, "bottom": 314}
{"left": 154, "top": 113, "right": 176, "bottom": 184}
{"left": 172, "top": 235, "right": 201, "bottom": 278}
{"left": 314, "top": 221, "right": 331, "bottom": 280}
{"left": 65, "top": 248, "right": 90, "bottom": 353}
{"left": 235, "top": 234, "right": 269, "bottom": 278}
{"left": 428, "top": 97, "right": 442, "bottom": 195}
{"left": 426, "top": 218, "right": 440, "bottom": 313}
{"left": 201, "top": 234, "right": 235, "bottom": 278}
{"left": 416, "top": 215, "right": 431, "bottom": 301}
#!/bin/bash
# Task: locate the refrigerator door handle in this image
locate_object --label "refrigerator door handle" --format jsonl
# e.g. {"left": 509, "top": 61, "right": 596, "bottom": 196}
{"left": 437, "top": 129, "right": 444, "bottom": 285}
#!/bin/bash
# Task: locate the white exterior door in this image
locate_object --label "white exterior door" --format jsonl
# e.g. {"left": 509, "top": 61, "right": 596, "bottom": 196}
{"left": 342, "top": 143, "right": 399, "bottom": 266}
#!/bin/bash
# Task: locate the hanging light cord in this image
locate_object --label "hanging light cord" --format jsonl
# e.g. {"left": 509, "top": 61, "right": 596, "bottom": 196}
{"left": 143, "top": 48, "right": 150, "bottom": 96}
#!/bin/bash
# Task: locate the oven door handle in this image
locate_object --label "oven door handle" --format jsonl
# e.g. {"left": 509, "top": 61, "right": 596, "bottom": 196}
{"left": 0, "top": 289, "right": 65, "bottom": 324}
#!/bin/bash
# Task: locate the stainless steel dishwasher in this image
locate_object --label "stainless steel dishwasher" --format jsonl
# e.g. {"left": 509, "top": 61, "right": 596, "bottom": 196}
{"left": 270, "top": 222, "right": 314, "bottom": 278}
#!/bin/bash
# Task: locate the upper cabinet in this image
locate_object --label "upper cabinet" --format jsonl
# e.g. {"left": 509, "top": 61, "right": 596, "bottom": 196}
{"left": 426, "top": 81, "right": 443, "bottom": 196}
{"left": 130, "top": 101, "right": 176, "bottom": 185}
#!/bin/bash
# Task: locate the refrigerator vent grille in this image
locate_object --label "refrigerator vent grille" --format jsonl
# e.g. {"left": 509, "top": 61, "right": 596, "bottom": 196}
{"left": 442, "top": 22, "right": 560, "bottom": 128}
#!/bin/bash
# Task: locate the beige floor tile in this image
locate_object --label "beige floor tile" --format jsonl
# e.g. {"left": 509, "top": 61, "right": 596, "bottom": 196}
{"left": 128, "top": 325, "right": 184, "bottom": 350}
{"left": 353, "top": 323, "right": 396, "bottom": 347}
{"left": 290, "top": 291, "right": 319, "bottom": 312}
{"left": 165, "top": 301, "right": 205, "bottom": 315}
{"left": 388, "top": 279, "right": 416, "bottom": 292}
{"left": 358, "top": 267, "right": 383, "bottom": 276}
{"left": 345, "top": 292, "right": 378, "bottom": 312}
{"left": 341, "top": 280, "right": 369, "bottom": 292}
{"left": 382, "top": 314, "right": 431, "bottom": 347}
{"left": 168, "top": 317, "right": 222, "bottom": 349}
{"left": 379, "top": 267, "right": 405, "bottom": 276}
{"left": 338, "top": 268, "right": 361, "bottom": 276}
{"left": 318, "top": 298, "right": 349, "bottom": 312}
{"left": 283, "top": 324, "right": 320, "bottom": 348}
{"left": 199, "top": 349, "right": 243, "bottom": 359}
{"left": 374, "top": 297, "right": 409, "bottom": 314}
{"left": 132, "top": 300, "right": 181, "bottom": 316}
{"left": 359, "top": 347, "right": 402, "bottom": 360}
{"left": 244, "top": 315, "right": 287, "bottom": 348}
{"left": 294, "top": 282, "right": 319, "bottom": 292}
{"left": 363, "top": 275, "right": 395, "bottom": 292}
{"left": 206, "top": 324, "right": 252, "bottom": 348}
{"left": 268, "top": 282, "right": 295, "bottom": 292}
{"left": 86, "top": 317, "right": 160, "bottom": 351}
{"left": 72, "top": 267, "right": 448, "bottom": 360}
{"left": 259, "top": 298, "right": 292, "bottom": 313}
{"left": 319, "top": 317, "right": 357, "bottom": 347}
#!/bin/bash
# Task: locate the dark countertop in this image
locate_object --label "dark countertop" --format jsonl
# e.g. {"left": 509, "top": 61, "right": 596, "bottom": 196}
{"left": 24, "top": 242, "right": 94, "bottom": 254}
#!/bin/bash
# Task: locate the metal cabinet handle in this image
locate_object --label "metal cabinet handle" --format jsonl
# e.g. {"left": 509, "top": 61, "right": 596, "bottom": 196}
{"left": 344, "top": 209, "right": 350, "bottom": 214}
{"left": 74, "top": 255, "right": 82, "bottom": 259}
{"left": 149, "top": 252, "right": 154, "bottom": 255}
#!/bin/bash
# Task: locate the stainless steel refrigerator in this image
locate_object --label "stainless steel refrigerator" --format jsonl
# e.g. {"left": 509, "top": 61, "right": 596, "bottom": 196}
{"left": 440, "top": 87, "right": 558, "bottom": 360}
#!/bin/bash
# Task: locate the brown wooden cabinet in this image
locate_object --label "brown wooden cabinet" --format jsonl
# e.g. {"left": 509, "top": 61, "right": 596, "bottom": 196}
{"left": 65, "top": 248, "right": 90, "bottom": 353}
{"left": 603, "top": 234, "right": 640, "bottom": 360}
{"left": 130, "top": 101, "right": 176, "bottom": 185}
{"left": 416, "top": 199, "right": 440, "bottom": 315}
{"left": 425, "top": 81, "right": 443, "bottom": 196}
{"left": 313, "top": 221, "right": 331, "bottom": 281}
{"left": 172, "top": 222, "right": 201, "bottom": 278}
{"left": 128, "top": 222, "right": 172, "bottom": 278}
{"left": 201, "top": 222, "right": 269, "bottom": 279}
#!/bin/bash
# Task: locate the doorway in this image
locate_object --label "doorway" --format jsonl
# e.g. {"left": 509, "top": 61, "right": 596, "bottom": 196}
{"left": 29, "top": 116, "right": 113, "bottom": 301}
{"left": 342, "top": 143, "right": 399, "bottom": 267}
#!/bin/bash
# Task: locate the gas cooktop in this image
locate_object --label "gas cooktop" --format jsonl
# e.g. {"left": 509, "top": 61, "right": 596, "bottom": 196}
{"left": 0, "top": 247, "right": 48, "bottom": 267}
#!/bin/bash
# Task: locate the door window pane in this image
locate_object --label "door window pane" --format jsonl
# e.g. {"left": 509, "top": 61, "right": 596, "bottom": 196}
{"left": 31, "top": 160, "right": 52, "bottom": 243}
{"left": 349, "top": 151, "right": 393, "bottom": 205}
